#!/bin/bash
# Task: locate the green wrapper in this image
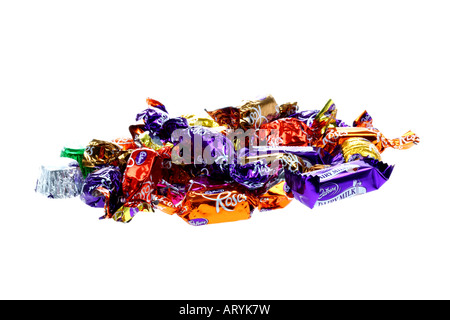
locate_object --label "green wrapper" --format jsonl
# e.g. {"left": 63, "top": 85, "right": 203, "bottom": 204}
{"left": 60, "top": 146, "right": 93, "bottom": 178}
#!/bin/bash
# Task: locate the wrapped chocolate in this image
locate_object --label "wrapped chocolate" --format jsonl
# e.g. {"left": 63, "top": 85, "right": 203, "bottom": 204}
{"left": 205, "top": 106, "right": 240, "bottom": 129}
{"left": 239, "top": 95, "right": 280, "bottom": 129}
{"left": 312, "top": 106, "right": 420, "bottom": 155}
{"left": 35, "top": 158, "right": 83, "bottom": 199}
{"left": 285, "top": 158, "right": 394, "bottom": 208}
{"left": 159, "top": 117, "right": 189, "bottom": 143}
{"left": 80, "top": 166, "right": 122, "bottom": 214}
{"left": 171, "top": 126, "right": 234, "bottom": 181}
{"left": 136, "top": 98, "right": 190, "bottom": 143}
{"left": 60, "top": 144, "right": 93, "bottom": 178}
{"left": 106, "top": 148, "right": 163, "bottom": 222}
{"left": 177, "top": 178, "right": 255, "bottom": 226}
{"left": 45, "top": 93, "right": 419, "bottom": 226}
{"left": 181, "top": 114, "right": 221, "bottom": 128}
{"left": 341, "top": 137, "right": 381, "bottom": 162}
{"left": 206, "top": 95, "right": 286, "bottom": 130}
{"left": 255, "top": 181, "right": 293, "bottom": 212}
{"left": 82, "top": 139, "right": 132, "bottom": 172}
{"left": 229, "top": 148, "right": 282, "bottom": 192}
{"left": 320, "top": 126, "right": 420, "bottom": 154}
{"left": 152, "top": 148, "right": 192, "bottom": 215}
{"left": 279, "top": 102, "right": 299, "bottom": 118}
{"left": 259, "top": 118, "right": 311, "bottom": 147}
{"left": 136, "top": 105, "right": 169, "bottom": 137}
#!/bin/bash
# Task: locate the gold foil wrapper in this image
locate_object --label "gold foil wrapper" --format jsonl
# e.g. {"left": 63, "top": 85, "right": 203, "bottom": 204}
{"left": 279, "top": 101, "right": 298, "bottom": 118}
{"left": 181, "top": 114, "right": 221, "bottom": 128}
{"left": 341, "top": 137, "right": 381, "bottom": 162}
{"left": 82, "top": 139, "right": 131, "bottom": 169}
{"left": 239, "top": 95, "right": 280, "bottom": 129}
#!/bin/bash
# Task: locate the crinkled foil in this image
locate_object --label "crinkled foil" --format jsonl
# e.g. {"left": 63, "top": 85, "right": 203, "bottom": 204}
{"left": 35, "top": 158, "right": 83, "bottom": 199}
{"left": 341, "top": 137, "right": 381, "bottom": 162}
{"left": 181, "top": 114, "right": 221, "bottom": 128}
{"left": 239, "top": 95, "right": 280, "bottom": 129}
{"left": 83, "top": 139, "right": 131, "bottom": 171}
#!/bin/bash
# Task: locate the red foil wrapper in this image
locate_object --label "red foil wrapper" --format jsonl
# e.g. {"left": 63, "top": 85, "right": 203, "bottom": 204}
{"left": 259, "top": 118, "right": 311, "bottom": 147}
{"left": 205, "top": 106, "right": 241, "bottom": 129}
{"left": 106, "top": 148, "right": 163, "bottom": 222}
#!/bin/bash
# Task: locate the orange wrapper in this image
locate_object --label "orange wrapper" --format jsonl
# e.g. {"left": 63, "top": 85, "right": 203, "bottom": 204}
{"left": 310, "top": 104, "right": 420, "bottom": 154}
{"left": 177, "top": 179, "right": 255, "bottom": 226}
{"left": 320, "top": 125, "right": 420, "bottom": 154}
{"left": 256, "top": 181, "right": 293, "bottom": 212}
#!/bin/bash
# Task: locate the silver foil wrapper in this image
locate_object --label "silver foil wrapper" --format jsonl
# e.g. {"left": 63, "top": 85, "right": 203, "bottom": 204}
{"left": 35, "top": 158, "right": 84, "bottom": 199}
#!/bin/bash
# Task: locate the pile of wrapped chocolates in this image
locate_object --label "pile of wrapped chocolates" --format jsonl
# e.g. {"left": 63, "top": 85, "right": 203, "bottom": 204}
{"left": 35, "top": 95, "right": 420, "bottom": 226}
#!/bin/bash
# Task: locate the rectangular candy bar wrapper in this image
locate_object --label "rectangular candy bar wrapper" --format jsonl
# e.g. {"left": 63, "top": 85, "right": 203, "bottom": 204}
{"left": 284, "top": 158, "right": 394, "bottom": 209}
{"left": 177, "top": 178, "right": 255, "bottom": 226}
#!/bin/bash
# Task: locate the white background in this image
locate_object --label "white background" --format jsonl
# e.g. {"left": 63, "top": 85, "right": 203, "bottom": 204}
{"left": 0, "top": 0, "right": 448, "bottom": 299}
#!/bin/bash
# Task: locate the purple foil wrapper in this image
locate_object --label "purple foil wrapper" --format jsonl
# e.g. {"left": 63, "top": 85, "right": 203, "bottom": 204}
{"left": 171, "top": 126, "right": 235, "bottom": 181}
{"left": 229, "top": 159, "right": 281, "bottom": 191}
{"left": 136, "top": 106, "right": 170, "bottom": 137}
{"left": 80, "top": 166, "right": 123, "bottom": 212}
{"left": 285, "top": 158, "right": 394, "bottom": 208}
{"left": 229, "top": 147, "right": 282, "bottom": 191}
{"left": 159, "top": 117, "right": 189, "bottom": 143}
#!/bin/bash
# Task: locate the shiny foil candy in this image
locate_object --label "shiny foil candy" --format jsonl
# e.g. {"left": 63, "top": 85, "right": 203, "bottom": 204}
{"left": 60, "top": 145, "right": 92, "bottom": 178}
{"left": 178, "top": 178, "right": 255, "bottom": 226}
{"left": 256, "top": 181, "right": 293, "bottom": 212}
{"left": 341, "top": 137, "right": 381, "bottom": 162}
{"left": 53, "top": 94, "right": 420, "bottom": 226}
{"left": 80, "top": 166, "right": 122, "bottom": 214}
{"left": 181, "top": 114, "right": 221, "bottom": 128}
{"left": 321, "top": 126, "right": 420, "bottom": 154}
{"left": 83, "top": 139, "right": 131, "bottom": 171}
{"left": 35, "top": 158, "right": 83, "bottom": 199}
{"left": 285, "top": 158, "right": 394, "bottom": 209}
{"left": 259, "top": 118, "right": 311, "bottom": 147}
{"left": 239, "top": 95, "right": 280, "bottom": 129}
{"left": 107, "top": 148, "right": 162, "bottom": 222}
{"left": 205, "top": 106, "right": 241, "bottom": 129}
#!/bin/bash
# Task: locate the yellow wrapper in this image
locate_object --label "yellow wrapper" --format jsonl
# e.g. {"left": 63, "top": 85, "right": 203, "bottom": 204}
{"left": 139, "top": 132, "right": 164, "bottom": 150}
{"left": 181, "top": 114, "right": 221, "bottom": 127}
{"left": 341, "top": 137, "right": 381, "bottom": 162}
